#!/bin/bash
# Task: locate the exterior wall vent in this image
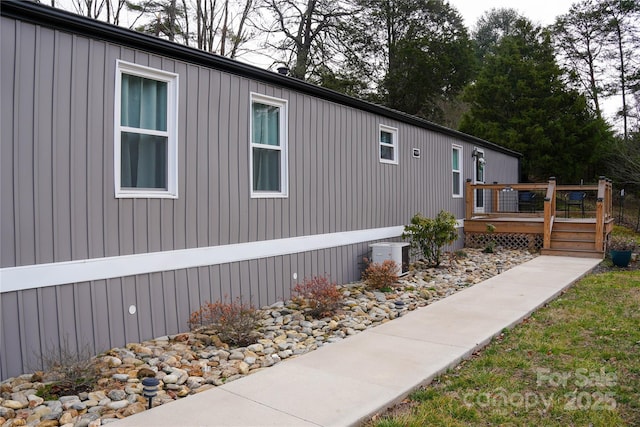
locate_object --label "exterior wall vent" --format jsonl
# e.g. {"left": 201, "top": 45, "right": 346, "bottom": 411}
{"left": 369, "top": 242, "right": 410, "bottom": 275}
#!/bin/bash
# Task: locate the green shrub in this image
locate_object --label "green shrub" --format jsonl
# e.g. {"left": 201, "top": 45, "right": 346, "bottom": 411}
{"left": 483, "top": 240, "right": 496, "bottom": 253}
{"left": 292, "top": 276, "right": 342, "bottom": 318}
{"left": 483, "top": 223, "right": 496, "bottom": 253}
{"left": 362, "top": 260, "right": 399, "bottom": 290}
{"left": 402, "top": 211, "right": 458, "bottom": 267}
{"left": 188, "top": 297, "right": 261, "bottom": 347}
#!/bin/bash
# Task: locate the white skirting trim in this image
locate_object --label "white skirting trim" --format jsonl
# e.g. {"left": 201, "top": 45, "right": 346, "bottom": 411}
{"left": 1, "top": 226, "right": 407, "bottom": 293}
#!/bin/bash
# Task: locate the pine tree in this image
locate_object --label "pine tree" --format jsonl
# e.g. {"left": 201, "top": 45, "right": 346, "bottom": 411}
{"left": 460, "top": 19, "right": 611, "bottom": 183}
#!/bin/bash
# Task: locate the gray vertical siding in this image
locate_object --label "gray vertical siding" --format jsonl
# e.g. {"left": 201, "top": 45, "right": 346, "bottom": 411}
{"left": 1, "top": 17, "right": 516, "bottom": 269}
{"left": 0, "top": 14, "right": 520, "bottom": 379}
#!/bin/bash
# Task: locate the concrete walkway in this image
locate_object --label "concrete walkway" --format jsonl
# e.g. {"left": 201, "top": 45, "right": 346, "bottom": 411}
{"left": 113, "top": 256, "right": 600, "bottom": 427}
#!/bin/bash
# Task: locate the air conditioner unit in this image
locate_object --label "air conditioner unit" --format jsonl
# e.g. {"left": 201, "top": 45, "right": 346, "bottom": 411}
{"left": 369, "top": 242, "right": 410, "bottom": 275}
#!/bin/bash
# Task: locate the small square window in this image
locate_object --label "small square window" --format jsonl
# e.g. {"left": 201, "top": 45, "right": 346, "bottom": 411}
{"left": 115, "top": 61, "right": 178, "bottom": 198}
{"left": 379, "top": 125, "right": 398, "bottom": 164}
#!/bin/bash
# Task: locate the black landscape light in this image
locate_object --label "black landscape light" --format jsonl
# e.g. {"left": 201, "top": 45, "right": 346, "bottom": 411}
{"left": 142, "top": 377, "right": 160, "bottom": 409}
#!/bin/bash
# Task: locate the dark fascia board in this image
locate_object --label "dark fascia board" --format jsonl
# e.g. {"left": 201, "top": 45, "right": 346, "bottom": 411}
{"left": 2, "top": 0, "right": 520, "bottom": 158}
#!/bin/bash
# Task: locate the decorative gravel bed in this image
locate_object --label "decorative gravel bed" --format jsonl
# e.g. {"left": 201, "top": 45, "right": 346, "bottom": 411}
{"left": 0, "top": 249, "right": 536, "bottom": 427}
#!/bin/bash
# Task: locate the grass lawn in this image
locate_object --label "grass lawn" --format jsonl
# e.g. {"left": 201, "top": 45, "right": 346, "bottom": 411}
{"left": 368, "top": 270, "right": 640, "bottom": 426}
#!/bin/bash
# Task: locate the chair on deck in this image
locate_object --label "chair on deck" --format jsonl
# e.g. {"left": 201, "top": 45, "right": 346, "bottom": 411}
{"left": 518, "top": 191, "right": 536, "bottom": 212}
{"left": 566, "top": 191, "right": 586, "bottom": 218}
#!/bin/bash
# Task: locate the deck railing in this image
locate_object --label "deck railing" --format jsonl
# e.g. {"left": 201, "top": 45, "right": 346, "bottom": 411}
{"left": 465, "top": 177, "right": 613, "bottom": 251}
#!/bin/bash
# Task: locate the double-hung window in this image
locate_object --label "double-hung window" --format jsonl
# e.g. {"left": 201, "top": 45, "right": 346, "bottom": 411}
{"left": 379, "top": 125, "right": 398, "bottom": 164}
{"left": 250, "top": 93, "right": 288, "bottom": 198}
{"left": 452, "top": 145, "right": 462, "bottom": 197}
{"left": 115, "top": 61, "right": 178, "bottom": 198}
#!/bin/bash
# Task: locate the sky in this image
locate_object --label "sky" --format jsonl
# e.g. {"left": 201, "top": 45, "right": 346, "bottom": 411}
{"left": 448, "top": 0, "right": 577, "bottom": 29}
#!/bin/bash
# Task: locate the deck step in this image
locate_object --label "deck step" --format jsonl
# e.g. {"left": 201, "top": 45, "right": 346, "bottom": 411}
{"left": 541, "top": 248, "right": 604, "bottom": 259}
{"left": 552, "top": 222, "right": 597, "bottom": 232}
{"left": 551, "top": 230, "right": 596, "bottom": 241}
{"left": 550, "top": 239, "right": 597, "bottom": 251}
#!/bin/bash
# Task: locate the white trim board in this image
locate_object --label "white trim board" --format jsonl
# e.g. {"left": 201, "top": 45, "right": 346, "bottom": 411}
{"left": 1, "top": 226, "right": 406, "bottom": 293}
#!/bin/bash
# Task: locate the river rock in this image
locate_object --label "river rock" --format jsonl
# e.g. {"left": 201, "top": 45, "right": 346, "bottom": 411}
{"left": 121, "top": 402, "right": 146, "bottom": 417}
{"left": 2, "top": 400, "right": 27, "bottom": 410}
{"left": 0, "top": 249, "right": 535, "bottom": 427}
{"left": 108, "top": 389, "right": 126, "bottom": 401}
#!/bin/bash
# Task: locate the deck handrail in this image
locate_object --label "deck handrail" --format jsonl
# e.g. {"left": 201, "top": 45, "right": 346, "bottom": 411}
{"left": 594, "top": 177, "right": 610, "bottom": 252}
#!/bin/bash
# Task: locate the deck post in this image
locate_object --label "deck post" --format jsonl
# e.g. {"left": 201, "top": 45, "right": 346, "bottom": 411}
{"left": 595, "top": 176, "right": 606, "bottom": 252}
{"left": 492, "top": 182, "right": 499, "bottom": 214}
{"left": 465, "top": 179, "right": 473, "bottom": 220}
{"left": 543, "top": 177, "right": 556, "bottom": 250}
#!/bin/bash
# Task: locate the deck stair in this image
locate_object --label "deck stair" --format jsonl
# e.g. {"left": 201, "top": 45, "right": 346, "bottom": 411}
{"left": 541, "top": 220, "right": 604, "bottom": 259}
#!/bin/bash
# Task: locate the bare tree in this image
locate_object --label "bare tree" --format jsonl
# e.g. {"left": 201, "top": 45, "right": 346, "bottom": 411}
{"left": 105, "top": 0, "right": 127, "bottom": 24}
{"left": 256, "top": 0, "right": 353, "bottom": 79}
{"left": 127, "top": 0, "right": 190, "bottom": 44}
{"left": 70, "top": 0, "right": 107, "bottom": 19}
{"left": 602, "top": 0, "right": 640, "bottom": 140}
{"left": 192, "top": 0, "right": 255, "bottom": 56}
{"left": 229, "top": 0, "right": 253, "bottom": 58}
{"left": 553, "top": 0, "right": 610, "bottom": 119}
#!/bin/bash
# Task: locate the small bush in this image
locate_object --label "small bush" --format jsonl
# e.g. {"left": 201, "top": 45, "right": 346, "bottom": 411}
{"left": 35, "top": 337, "right": 99, "bottom": 399}
{"left": 188, "top": 297, "right": 261, "bottom": 347}
{"left": 402, "top": 210, "right": 458, "bottom": 267}
{"left": 454, "top": 250, "right": 467, "bottom": 258}
{"left": 291, "top": 276, "right": 342, "bottom": 318}
{"left": 483, "top": 240, "right": 496, "bottom": 253}
{"left": 362, "top": 260, "right": 399, "bottom": 290}
{"left": 483, "top": 223, "right": 497, "bottom": 253}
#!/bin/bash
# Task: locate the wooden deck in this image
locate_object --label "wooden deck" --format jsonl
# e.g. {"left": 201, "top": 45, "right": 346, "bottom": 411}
{"left": 464, "top": 178, "right": 614, "bottom": 258}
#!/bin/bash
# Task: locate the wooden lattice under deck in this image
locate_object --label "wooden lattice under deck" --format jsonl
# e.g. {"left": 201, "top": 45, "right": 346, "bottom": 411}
{"left": 465, "top": 232, "right": 543, "bottom": 252}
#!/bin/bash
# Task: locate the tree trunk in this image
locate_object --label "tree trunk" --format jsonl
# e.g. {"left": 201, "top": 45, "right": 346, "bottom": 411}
{"left": 230, "top": 0, "right": 252, "bottom": 58}
{"left": 220, "top": 0, "right": 229, "bottom": 56}
{"left": 168, "top": 0, "right": 177, "bottom": 42}
{"left": 182, "top": 0, "right": 189, "bottom": 45}
{"left": 614, "top": 18, "right": 628, "bottom": 140}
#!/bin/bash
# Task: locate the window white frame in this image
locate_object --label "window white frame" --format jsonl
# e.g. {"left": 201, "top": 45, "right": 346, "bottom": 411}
{"left": 379, "top": 124, "right": 398, "bottom": 165}
{"left": 452, "top": 144, "right": 463, "bottom": 198}
{"left": 474, "top": 147, "right": 486, "bottom": 213}
{"left": 250, "top": 93, "right": 289, "bottom": 198}
{"left": 114, "top": 60, "right": 179, "bottom": 198}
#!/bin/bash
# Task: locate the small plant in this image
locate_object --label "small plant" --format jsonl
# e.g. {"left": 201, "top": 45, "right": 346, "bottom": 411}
{"left": 362, "top": 260, "right": 399, "bottom": 290}
{"left": 483, "top": 240, "right": 496, "bottom": 254}
{"left": 454, "top": 249, "right": 467, "bottom": 258}
{"left": 291, "top": 275, "right": 342, "bottom": 318}
{"left": 402, "top": 211, "right": 458, "bottom": 267}
{"left": 483, "top": 223, "right": 496, "bottom": 253}
{"left": 608, "top": 235, "right": 637, "bottom": 251}
{"left": 449, "top": 250, "right": 468, "bottom": 264}
{"left": 35, "top": 337, "right": 99, "bottom": 400}
{"left": 188, "top": 297, "right": 261, "bottom": 347}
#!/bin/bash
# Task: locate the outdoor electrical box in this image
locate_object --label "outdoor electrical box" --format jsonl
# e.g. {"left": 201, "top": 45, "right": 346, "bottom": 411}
{"left": 369, "top": 242, "right": 410, "bottom": 275}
